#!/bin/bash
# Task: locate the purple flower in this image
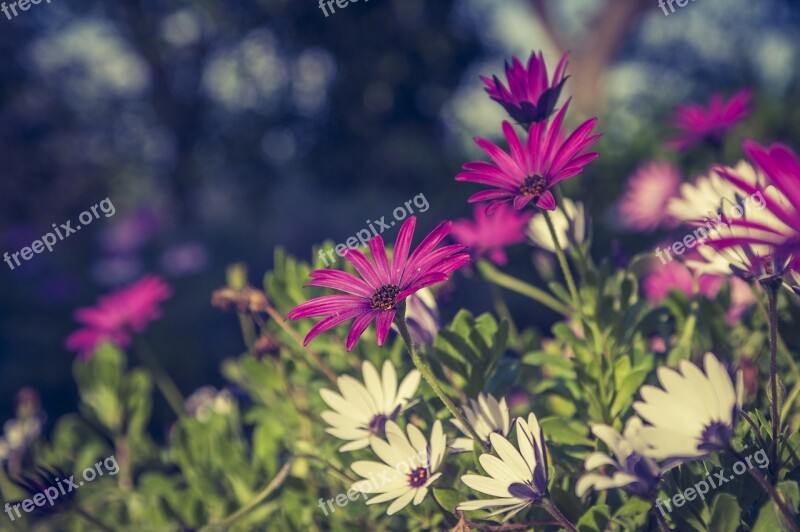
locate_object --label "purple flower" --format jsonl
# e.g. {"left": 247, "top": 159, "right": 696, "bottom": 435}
{"left": 666, "top": 89, "right": 752, "bottom": 151}
{"left": 619, "top": 161, "right": 681, "bottom": 232}
{"left": 451, "top": 203, "right": 531, "bottom": 266}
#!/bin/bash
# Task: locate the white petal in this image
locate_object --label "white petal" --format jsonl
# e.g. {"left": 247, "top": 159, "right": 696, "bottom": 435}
{"left": 362, "top": 361, "right": 385, "bottom": 413}
{"left": 584, "top": 451, "right": 616, "bottom": 470}
{"left": 338, "top": 438, "right": 371, "bottom": 452}
{"left": 339, "top": 376, "right": 379, "bottom": 416}
{"left": 320, "top": 389, "right": 365, "bottom": 420}
{"left": 381, "top": 360, "right": 398, "bottom": 412}
{"left": 429, "top": 420, "right": 446, "bottom": 472}
{"left": 386, "top": 488, "right": 415, "bottom": 515}
{"left": 491, "top": 432, "right": 533, "bottom": 478}
{"left": 479, "top": 454, "right": 527, "bottom": 484}
{"left": 366, "top": 486, "right": 409, "bottom": 504}
{"left": 412, "top": 487, "right": 429, "bottom": 505}
{"left": 407, "top": 423, "right": 428, "bottom": 455}
{"left": 461, "top": 474, "right": 512, "bottom": 497}
{"left": 396, "top": 370, "right": 421, "bottom": 407}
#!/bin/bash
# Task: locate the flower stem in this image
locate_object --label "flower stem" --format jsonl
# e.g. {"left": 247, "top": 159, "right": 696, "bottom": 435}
{"left": 542, "top": 210, "right": 580, "bottom": 310}
{"left": 75, "top": 505, "right": 114, "bottom": 532}
{"left": 135, "top": 339, "right": 186, "bottom": 418}
{"left": 766, "top": 284, "right": 780, "bottom": 468}
{"left": 393, "top": 315, "right": 489, "bottom": 453}
{"left": 476, "top": 260, "right": 569, "bottom": 315}
{"left": 540, "top": 498, "right": 578, "bottom": 532}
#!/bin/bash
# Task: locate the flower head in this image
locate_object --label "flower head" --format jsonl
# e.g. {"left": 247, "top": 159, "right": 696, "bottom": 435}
{"left": 351, "top": 420, "right": 446, "bottom": 515}
{"left": 184, "top": 386, "right": 235, "bottom": 422}
{"left": 481, "top": 51, "right": 569, "bottom": 126}
{"left": 456, "top": 104, "right": 600, "bottom": 212}
{"left": 458, "top": 413, "right": 549, "bottom": 521}
{"left": 527, "top": 198, "right": 586, "bottom": 252}
{"left": 666, "top": 89, "right": 752, "bottom": 151}
{"left": 619, "top": 161, "right": 681, "bottom": 232}
{"left": 451, "top": 393, "right": 511, "bottom": 452}
{"left": 451, "top": 204, "right": 532, "bottom": 266}
{"left": 287, "top": 217, "right": 469, "bottom": 351}
{"left": 634, "top": 353, "right": 742, "bottom": 461}
{"left": 65, "top": 275, "right": 173, "bottom": 361}
{"left": 643, "top": 260, "right": 723, "bottom": 303}
{"left": 320, "top": 361, "right": 420, "bottom": 452}
{"left": 576, "top": 418, "right": 661, "bottom": 499}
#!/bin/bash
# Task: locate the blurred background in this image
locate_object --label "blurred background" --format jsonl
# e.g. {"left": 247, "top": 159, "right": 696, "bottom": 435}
{"left": 1, "top": 0, "right": 799, "bottom": 431}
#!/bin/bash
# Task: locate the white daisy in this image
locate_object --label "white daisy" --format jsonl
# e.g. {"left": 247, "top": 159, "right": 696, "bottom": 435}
{"left": 667, "top": 160, "right": 762, "bottom": 222}
{"left": 634, "top": 353, "right": 743, "bottom": 461}
{"left": 458, "top": 413, "right": 549, "bottom": 521}
{"left": 575, "top": 417, "right": 661, "bottom": 498}
{"left": 351, "top": 420, "right": 446, "bottom": 515}
{"left": 451, "top": 393, "right": 511, "bottom": 452}
{"left": 527, "top": 199, "right": 586, "bottom": 252}
{"left": 320, "top": 360, "right": 420, "bottom": 452}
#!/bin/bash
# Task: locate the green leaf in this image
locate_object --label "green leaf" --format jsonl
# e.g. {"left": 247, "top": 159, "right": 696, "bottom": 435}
{"left": 708, "top": 493, "right": 741, "bottom": 532}
{"left": 577, "top": 504, "right": 610, "bottom": 532}
{"left": 433, "top": 488, "right": 462, "bottom": 514}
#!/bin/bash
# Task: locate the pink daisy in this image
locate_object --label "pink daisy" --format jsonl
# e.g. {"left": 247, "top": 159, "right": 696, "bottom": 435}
{"left": 287, "top": 217, "right": 470, "bottom": 351}
{"left": 450, "top": 203, "right": 532, "bottom": 266}
{"left": 456, "top": 101, "right": 600, "bottom": 212}
{"left": 643, "top": 260, "right": 722, "bottom": 303}
{"left": 481, "top": 51, "right": 569, "bottom": 126}
{"left": 619, "top": 161, "right": 681, "bottom": 232}
{"left": 65, "top": 275, "right": 173, "bottom": 361}
{"left": 666, "top": 89, "right": 752, "bottom": 151}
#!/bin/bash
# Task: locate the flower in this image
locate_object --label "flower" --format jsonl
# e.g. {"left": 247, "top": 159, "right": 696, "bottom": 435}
{"left": 320, "top": 361, "right": 421, "bottom": 452}
{"left": 456, "top": 104, "right": 600, "bottom": 212}
{"left": 395, "top": 288, "right": 440, "bottom": 346}
{"left": 351, "top": 420, "right": 445, "bottom": 515}
{"left": 481, "top": 51, "right": 569, "bottom": 126}
{"left": 287, "top": 217, "right": 470, "bottom": 351}
{"left": 527, "top": 198, "right": 586, "bottom": 252}
{"left": 65, "top": 275, "right": 173, "bottom": 361}
{"left": 619, "top": 161, "right": 681, "bottom": 232}
{"left": 666, "top": 89, "right": 752, "bottom": 151}
{"left": 634, "top": 353, "right": 742, "bottom": 461}
{"left": 643, "top": 260, "right": 723, "bottom": 303}
{"left": 575, "top": 418, "right": 661, "bottom": 498}
{"left": 451, "top": 393, "right": 511, "bottom": 452}
{"left": 458, "top": 413, "right": 549, "bottom": 521}
{"left": 451, "top": 204, "right": 532, "bottom": 266}
{"left": 184, "top": 386, "right": 235, "bottom": 422}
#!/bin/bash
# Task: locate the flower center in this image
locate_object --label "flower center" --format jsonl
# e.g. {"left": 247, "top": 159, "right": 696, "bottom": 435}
{"left": 370, "top": 284, "right": 400, "bottom": 311}
{"left": 368, "top": 414, "right": 389, "bottom": 436}
{"left": 408, "top": 467, "right": 428, "bottom": 488}
{"left": 519, "top": 175, "right": 547, "bottom": 199}
{"left": 699, "top": 421, "right": 733, "bottom": 451}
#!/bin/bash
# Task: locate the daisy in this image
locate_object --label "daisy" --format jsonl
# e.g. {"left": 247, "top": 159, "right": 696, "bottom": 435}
{"left": 666, "top": 89, "right": 752, "bottom": 151}
{"left": 320, "top": 361, "right": 421, "bottom": 452}
{"left": 619, "top": 161, "right": 681, "bottom": 232}
{"left": 527, "top": 198, "right": 586, "bottom": 252}
{"left": 575, "top": 417, "right": 661, "bottom": 498}
{"left": 634, "top": 353, "right": 742, "bottom": 461}
{"left": 351, "top": 420, "right": 445, "bottom": 515}
{"left": 481, "top": 51, "right": 569, "bottom": 126}
{"left": 451, "top": 203, "right": 532, "bottom": 266}
{"left": 287, "top": 217, "right": 470, "bottom": 351}
{"left": 65, "top": 275, "right": 173, "bottom": 361}
{"left": 456, "top": 103, "right": 600, "bottom": 212}
{"left": 451, "top": 393, "right": 511, "bottom": 452}
{"left": 458, "top": 413, "right": 549, "bottom": 521}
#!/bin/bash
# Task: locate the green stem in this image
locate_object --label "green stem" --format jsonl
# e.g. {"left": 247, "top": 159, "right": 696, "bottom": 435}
{"left": 135, "top": 339, "right": 186, "bottom": 418}
{"left": 540, "top": 498, "right": 578, "bottom": 532}
{"left": 476, "top": 261, "right": 568, "bottom": 315}
{"left": 542, "top": 210, "right": 580, "bottom": 310}
{"left": 199, "top": 460, "right": 292, "bottom": 531}
{"left": 264, "top": 305, "right": 337, "bottom": 384}
{"left": 394, "top": 315, "right": 490, "bottom": 453}
{"left": 766, "top": 285, "right": 780, "bottom": 469}
{"left": 75, "top": 505, "right": 114, "bottom": 532}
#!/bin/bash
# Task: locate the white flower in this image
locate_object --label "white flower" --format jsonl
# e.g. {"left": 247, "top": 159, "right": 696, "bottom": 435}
{"left": 634, "top": 353, "right": 742, "bottom": 461}
{"left": 458, "top": 413, "right": 549, "bottom": 521}
{"left": 351, "top": 420, "right": 446, "bottom": 515}
{"left": 451, "top": 393, "right": 511, "bottom": 452}
{"left": 184, "top": 386, "right": 235, "bottom": 422}
{"left": 575, "top": 417, "right": 661, "bottom": 498}
{"left": 0, "top": 417, "right": 42, "bottom": 462}
{"left": 667, "top": 160, "right": 762, "bottom": 222}
{"left": 527, "top": 199, "right": 586, "bottom": 252}
{"left": 320, "top": 360, "right": 420, "bottom": 452}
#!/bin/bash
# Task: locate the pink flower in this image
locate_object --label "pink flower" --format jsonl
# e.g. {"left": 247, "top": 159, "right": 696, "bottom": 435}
{"left": 456, "top": 103, "right": 600, "bottom": 212}
{"left": 619, "top": 161, "right": 681, "bottom": 232}
{"left": 65, "top": 275, "right": 173, "bottom": 361}
{"left": 643, "top": 261, "right": 722, "bottom": 303}
{"left": 666, "top": 89, "right": 752, "bottom": 151}
{"left": 287, "top": 217, "right": 470, "bottom": 351}
{"left": 481, "top": 51, "right": 569, "bottom": 126}
{"left": 450, "top": 204, "right": 532, "bottom": 266}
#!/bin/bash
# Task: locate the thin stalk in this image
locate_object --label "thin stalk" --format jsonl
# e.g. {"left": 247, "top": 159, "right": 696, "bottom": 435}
{"left": 543, "top": 210, "right": 580, "bottom": 310}
{"left": 539, "top": 498, "right": 578, "bottom": 532}
{"left": 739, "top": 409, "right": 769, "bottom": 455}
{"left": 264, "top": 304, "right": 337, "bottom": 384}
{"left": 135, "top": 339, "right": 186, "bottom": 418}
{"left": 476, "top": 261, "right": 569, "bottom": 315}
{"left": 767, "top": 285, "right": 780, "bottom": 468}
{"left": 653, "top": 506, "right": 670, "bottom": 532}
{"left": 75, "top": 505, "right": 114, "bottom": 532}
{"left": 394, "top": 316, "right": 489, "bottom": 453}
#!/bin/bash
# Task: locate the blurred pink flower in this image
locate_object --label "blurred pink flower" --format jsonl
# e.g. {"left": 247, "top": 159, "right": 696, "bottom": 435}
{"left": 619, "top": 161, "right": 681, "bottom": 232}
{"left": 726, "top": 277, "right": 756, "bottom": 325}
{"left": 65, "top": 275, "right": 173, "bottom": 361}
{"left": 666, "top": 89, "right": 752, "bottom": 151}
{"left": 643, "top": 261, "right": 723, "bottom": 303}
{"left": 451, "top": 204, "right": 531, "bottom": 266}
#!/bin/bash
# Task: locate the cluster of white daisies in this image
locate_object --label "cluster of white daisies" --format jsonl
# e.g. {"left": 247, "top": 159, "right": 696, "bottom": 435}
{"left": 319, "top": 354, "right": 742, "bottom": 520}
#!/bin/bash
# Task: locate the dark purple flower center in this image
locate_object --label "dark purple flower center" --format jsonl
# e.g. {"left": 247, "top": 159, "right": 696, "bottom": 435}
{"left": 698, "top": 421, "right": 734, "bottom": 451}
{"left": 408, "top": 467, "right": 428, "bottom": 488}
{"left": 368, "top": 414, "right": 389, "bottom": 435}
{"left": 370, "top": 284, "right": 400, "bottom": 311}
{"left": 520, "top": 175, "right": 547, "bottom": 200}
{"left": 621, "top": 453, "right": 661, "bottom": 497}
{"left": 508, "top": 481, "right": 544, "bottom": 502}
